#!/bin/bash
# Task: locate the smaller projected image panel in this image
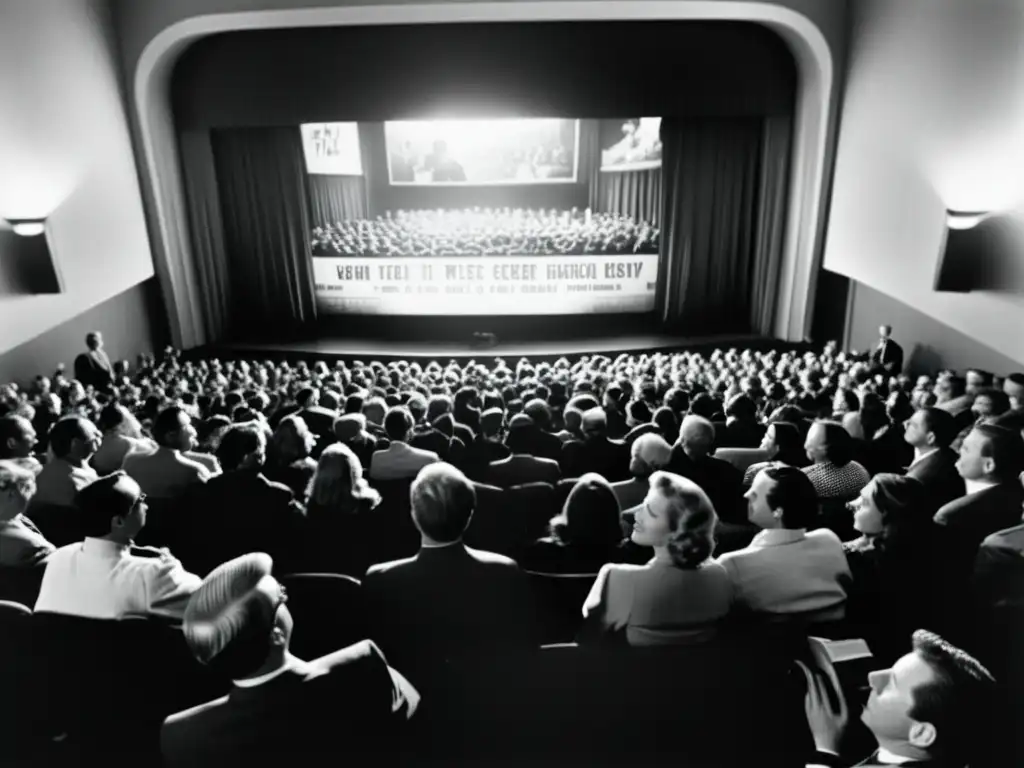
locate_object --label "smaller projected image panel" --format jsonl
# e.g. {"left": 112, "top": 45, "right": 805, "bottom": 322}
{"left": 301, "top": 123, "right": 363, "bottom": 175}
{"left": 385, "top": 118, "right": 578, "bottom": 185}
{"left": 600, "top": 117, "right": 662, "bottom": 172}
{"left": 312, "top": 254, "right": 659, "bottom": 315}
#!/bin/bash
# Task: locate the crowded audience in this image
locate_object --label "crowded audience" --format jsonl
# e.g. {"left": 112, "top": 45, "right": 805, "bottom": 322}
{"left": 0, "top": 329, "right": 1022, "bottom": 766}
{"left": 311, "top": 207, "right": 660, "bottom": 257}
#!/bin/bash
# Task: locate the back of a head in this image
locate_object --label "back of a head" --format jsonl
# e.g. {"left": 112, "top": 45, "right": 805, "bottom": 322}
{"left": 384, "top": 406, "right": 414, "bottom": 441}
{"left": 97, "top": 403, "right": 128, "bottom": 433}
{"left": 762, "top": 464, "right": 819, "bottom": 529}
{"left": 48, "top": 416, "right": 89, "bottom": 459}
{"left": 581, "top": 407, "right": 608, "bottom": 439}
{"left": 726, "top": 393, "right": 756, "bottom": 422}
{"left": 523, "top": 398, "right": 552, "bottom": 431}
{"left": 410, "top": 463, "right": 476, "bottom": 544}
{"left": 183, "top": 553, "right": 280, "bottom": 680}
{"left": 770, "top": 421, "right": 806, "bottom": 467}
{"left": 679, "top": 414, "right": 715, "bottom": 457}
{"left": 648, "top": 471, "right": 717, "bottom": 568}
{"left": 153, "top": 406, "right": 187, "bottom": 447}
{"left": 479, "top": 407, "right": 504, "bottom": 438}
{"left": 818, "top": 419, "right": 854, "bottom": 467}
{"left": 918, "top": 407, "right": 957, "bottom": 448}
{"left": 630, "top": 433, "right": 673, "bottom": 477}
{"left": 869, "top": 473, "right": 929, "bottom": 539}
{"left": 553, "top": 472, "right": 622, "bottom": 548}
{"left": 217, "top": 424, "right": 264, "bottom": 471}
{"left": 908, "top": 630, "right": 995, "bottom": 765}
{"left": 76, "top": 471, "right": 141, "bottom": 537}
{"left": 333, "top": 412, "right": 367, "bottom": 441}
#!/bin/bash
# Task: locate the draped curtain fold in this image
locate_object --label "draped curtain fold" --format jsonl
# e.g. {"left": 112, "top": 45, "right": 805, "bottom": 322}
{"left": 657, "top": 117, "right": 785, "bottom": 333}
{"left": 596, "top": 168, "right": 662, "bottom": 226}
{"left": 179, "top": 130, "right": 232, "bottom": 343}
{"left": 307, "top": 174, "right": 368, "bottom": 227}
{"left": 212, "top": 127, "right": 318, "bottom": 339}
{"left": 749, "top": 115, "right": 793, "bottom": 335}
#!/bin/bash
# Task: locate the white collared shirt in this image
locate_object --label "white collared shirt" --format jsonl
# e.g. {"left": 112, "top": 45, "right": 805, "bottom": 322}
{"left": 908, "top": 447, "right": 938, "bottom": 470}
{"left": 964, "top": 478, "right": 998, "bottom": 496}
{"left": 233, "top": 653, "right": 310, "bottom": 688}
{"left": 34, "top": 536, "right": 202, "bottom": 619}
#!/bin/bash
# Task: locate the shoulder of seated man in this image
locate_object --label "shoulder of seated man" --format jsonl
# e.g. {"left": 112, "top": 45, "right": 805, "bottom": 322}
{"left": 129, "top": 544, "right": 177, "bottom": 561}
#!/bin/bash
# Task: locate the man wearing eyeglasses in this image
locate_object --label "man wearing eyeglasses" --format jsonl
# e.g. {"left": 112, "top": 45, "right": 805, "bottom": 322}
{"left": 34, "top": 471, "right": 201, "bottom": 620}
{"left": 163, "top": 553, "right": 420, "bottom": 768}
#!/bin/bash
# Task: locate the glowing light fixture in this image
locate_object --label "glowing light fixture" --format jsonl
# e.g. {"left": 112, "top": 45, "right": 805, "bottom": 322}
{"left": 945, "top": 210, "right": 990, "bottom": 231}
{"left": 5, "top": 218, "right": 47, "bottom": 237}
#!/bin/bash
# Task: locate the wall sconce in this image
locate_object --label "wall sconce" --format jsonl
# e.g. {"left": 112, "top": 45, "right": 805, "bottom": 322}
{"left": 4, "top": 218, "right": 47, "bottom": 237}
{"left": 945, "top": 210, "right": 990, "bottom": 231}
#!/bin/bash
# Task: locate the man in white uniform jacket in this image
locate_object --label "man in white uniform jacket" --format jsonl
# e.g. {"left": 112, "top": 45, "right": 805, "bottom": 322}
{"left": 35, "top": 471, "right": 202, "bottom": 620}
{"left": 717, "top": 464, "right": 850, "bottom": 622}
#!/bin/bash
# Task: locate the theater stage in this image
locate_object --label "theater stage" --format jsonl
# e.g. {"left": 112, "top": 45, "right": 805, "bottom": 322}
{"left": 210, "top": 330, "right": 784, "bottom": 363}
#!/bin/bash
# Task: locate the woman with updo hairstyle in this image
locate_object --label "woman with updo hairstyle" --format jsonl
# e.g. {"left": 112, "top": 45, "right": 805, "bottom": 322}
{"left": 579, "top": 471, "right": 733, "bottom": 646}
{"left": 742, "top": 421, "right": 808, "bottom": 486}
{"left": 263, "top": 415, "right": 318, "bottom": 503}
{"left": 91, "top": 403, "right": 156, "bottom": 475}
{"left": 519, "top": 473, "right": 631, "bottom": 575}
{"left": 305, "top": 443, "right": 383, "bottom": 576}
{"left": 843, "top": 473, "right": 950, "bottom": 663}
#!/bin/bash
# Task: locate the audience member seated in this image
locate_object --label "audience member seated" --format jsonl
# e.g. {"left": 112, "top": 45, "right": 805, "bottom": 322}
{"left": 519, "top": 473, "right": 634, "bottom": 574}
{"left": 667, "top": 415, "right": 745, "bottom": 523}
{"left": 1003, "top": 372, "right": 1024, "bottom": 412}
{"left": 950, "top": 387, "right": 1011, "bottom": 452}
{"left": 842, "top": 474, "right": 951, "bottom": 663}
{"left": 368, "top": 406, "right": 439, "bottom": 482}
{"left": 34, "top": 471, "right": 201, "bottom": 619}
{"left": 720, "top": 465, "right": 850, "bottom": 622}
{"left": 162, "top": 553, "right": 420, "bottom": 768}
{"left": 186, "top": 424, "right": 308, "bottom": 577}
{"left": 803, "top": 420, "right": 871, "bottom": 500}
{"left": 934, "top": 373, "right": 973, "bottom": 424}
{"left": 904, "top": 407, "right": 965, "bottom": 514}
{"left": 798, "top": 629, "right": 995, "bottom": 768}
{"left": 332, "top": 412, "right": 382, "bottom": 472}
{"left": 0, "top": 414, "right": 41, "bottom": 474}
{"left": 32, "top": 415, "right": 101, "bottom": 507}
{"left": 362, "top": 463, "right": 538, "bottom": 686}
{"left": 611, "top": 433, "right": 672, "bottom": 512}
{"left": 935, "top": 424, "right": 1024, "bottom": 562}
{"left": 560, "top": 407, "right": 630, "bottom": 481}
{"left": 292, "top": 386, "right": 339, "bottom": 445}
{"left": 264, "top": 415, "right": 318, "bottom": 502}
{"left": 484, "top": 414, "right": 560, "bottom": 487}
{"left": 743, "top": 421, "right": 808, "bottom": 486}
{"left": 306, "top": 443, "right": 383, "bottom": 577}
{"left": 508, "top": 398, "right": 562, "bottom": 461}
{"left": 91, "top": 403, "right": 156, "bottom": 475}
{"left": 0, "top": 460, "right": 54, "bottom": 568}
{"left": 123, "top": 405, "right": 210, "bottom": 499}
{"left": 580, "top": 471, "right": 731, "bottom": 646}
{"left": 719, "top": 393, "right": 766, "bottom": 448}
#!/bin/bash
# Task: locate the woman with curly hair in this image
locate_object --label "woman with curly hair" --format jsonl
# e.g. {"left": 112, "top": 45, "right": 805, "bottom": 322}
{"left": 305, "top": 443, "right": 382, "bottom": 576}
{"left": 579, "top": 471, "right": 732, "bottom": 646}
{"left": 519, "top": 473, "right": 632, "bottom": 575}
{"left": 742, "top": 421, "right": 808, "bottom": 486}
{"left": 843, "top": 473, "right": 951, "bottom": 663}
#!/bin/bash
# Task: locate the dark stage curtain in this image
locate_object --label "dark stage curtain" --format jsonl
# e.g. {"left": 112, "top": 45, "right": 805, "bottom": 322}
{"left": 595, "top": 168, "right": 662, "bottom": 226}
{"left": 180, "top": 130, "right": 232, "bottom": 343}
{"left": 307, "top": 174, "right": 368, "bottom": 227}
{"left": 750, "top": 115, "right": 792, "bottom": 335}
{"left": 657, "top": 117, "right": 787, "bottom": 333}
{"left": 212, "top": 127, "right": 317, "bottom": 338}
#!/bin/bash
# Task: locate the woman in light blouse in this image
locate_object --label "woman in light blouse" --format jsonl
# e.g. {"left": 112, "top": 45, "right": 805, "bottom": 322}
{"left": 579, "top": 471, "right": 733, "bottom": 646}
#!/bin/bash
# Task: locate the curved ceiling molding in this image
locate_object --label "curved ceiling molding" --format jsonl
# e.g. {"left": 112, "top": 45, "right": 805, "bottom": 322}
{"left": 131, "top": 2, "right": 834, "bottom": 349}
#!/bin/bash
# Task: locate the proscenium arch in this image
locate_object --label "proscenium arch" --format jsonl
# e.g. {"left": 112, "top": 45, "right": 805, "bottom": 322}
{"left": 133, "top": 1, "right": 834, "bottom": 349}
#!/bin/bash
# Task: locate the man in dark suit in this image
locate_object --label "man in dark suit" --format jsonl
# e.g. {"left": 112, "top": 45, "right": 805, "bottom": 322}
{"left": 162, "top": 552, "right": 419, "bottom": 768}
{"left": 666, "top": 415, "right": 745, "bottom": 524}
{"left": 362, "top": 463, "right": 538, "bottom": 687}
{"left": 486, "top": 414, "right": 561, "bottom": 487}
{"left": 560, "top": 408, "right": 630, "bottom": 481}
{"left": 904, "top": 407, "right": 965, "bottom": 514}
{"left": 73, "top": 331, "right": 114, "bottom": 393}
{"left": 935, "top": 424, "right": 1024, "bottom": 555}
{"left": 870, "top": 325, "right": 904, "bottom": 377}
{"left": 183, "top": 424, "right": 309, "bottom": 576}
{"left": 509, "top": 399, "right": 563, "bottom": 461}
{"left": 797, "top": 629, "right": 995, "bottom": 767}
{"left": 293, "top": 387, "right": 338, "bottom": 443}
